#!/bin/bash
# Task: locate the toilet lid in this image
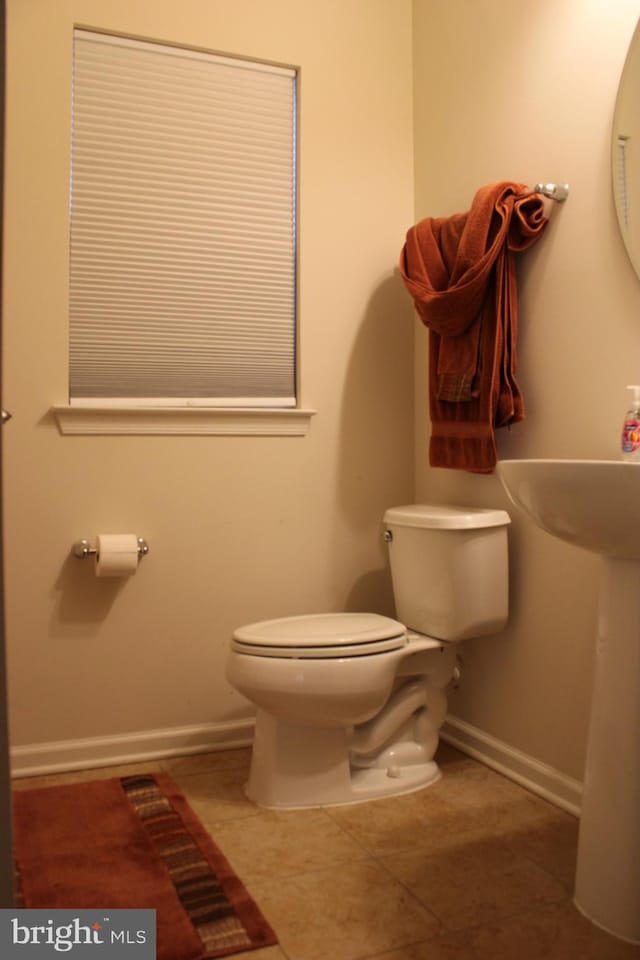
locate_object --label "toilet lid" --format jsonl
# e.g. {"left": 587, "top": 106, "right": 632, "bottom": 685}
{"left": 231, "top": 612, "right": 407, "bottom": 658}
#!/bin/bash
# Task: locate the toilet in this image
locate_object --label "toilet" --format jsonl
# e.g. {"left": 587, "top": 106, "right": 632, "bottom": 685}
{"left": 226, "top": 504, "right": 510, "bottom": 808}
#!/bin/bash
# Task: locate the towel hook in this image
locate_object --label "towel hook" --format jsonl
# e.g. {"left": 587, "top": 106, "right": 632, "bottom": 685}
{"left": 534, "top": 182, "right": 569, "bottom": 202}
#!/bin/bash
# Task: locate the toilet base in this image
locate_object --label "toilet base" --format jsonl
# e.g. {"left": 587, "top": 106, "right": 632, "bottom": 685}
{"left": 246, "top": 708, "right": 442, "bottom": 808}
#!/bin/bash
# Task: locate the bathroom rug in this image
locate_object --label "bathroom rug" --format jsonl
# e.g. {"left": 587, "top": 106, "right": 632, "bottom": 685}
{"left": 12, "top": 771, "right": 277, "bottom": 960}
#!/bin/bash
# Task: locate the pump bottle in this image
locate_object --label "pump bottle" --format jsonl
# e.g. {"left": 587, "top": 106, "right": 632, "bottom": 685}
{"left": 621, "top": 385, "right": 640, "bottom": 461}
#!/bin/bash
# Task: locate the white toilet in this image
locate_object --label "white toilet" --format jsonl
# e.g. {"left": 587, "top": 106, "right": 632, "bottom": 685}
{"left": 226, "top": 504, "right": 510, "bottom": 808}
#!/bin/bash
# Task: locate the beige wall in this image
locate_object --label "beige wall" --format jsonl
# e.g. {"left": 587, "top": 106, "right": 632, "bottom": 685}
{"left": 3, "top": 0, "right": 415, "bottom": 751}
{"left": 412, "top": 0, "right": 640, "bottom": 780}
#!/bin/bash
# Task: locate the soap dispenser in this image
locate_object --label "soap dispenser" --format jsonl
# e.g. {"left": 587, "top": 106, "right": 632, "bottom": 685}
{"left": 622, "top": 385, "right": 640, "bottom": 461}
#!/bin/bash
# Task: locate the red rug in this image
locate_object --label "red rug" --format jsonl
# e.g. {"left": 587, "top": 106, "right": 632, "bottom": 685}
{"left": 13, "top": 772, "right": 277, "bottom": 960}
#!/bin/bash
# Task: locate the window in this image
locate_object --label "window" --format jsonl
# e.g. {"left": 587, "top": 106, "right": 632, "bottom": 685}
{"left": 68, "top": 30, "right": 298, "bottom": 411}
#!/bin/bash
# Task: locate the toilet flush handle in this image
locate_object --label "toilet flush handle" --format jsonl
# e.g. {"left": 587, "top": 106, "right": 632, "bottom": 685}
{"left": 383, "top": 529, "right": 393, "bottom": 542}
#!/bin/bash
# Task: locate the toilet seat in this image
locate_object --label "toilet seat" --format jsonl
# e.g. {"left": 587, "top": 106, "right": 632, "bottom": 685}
{"left": 231, "top": 612, "right": 407, "bottom": 659}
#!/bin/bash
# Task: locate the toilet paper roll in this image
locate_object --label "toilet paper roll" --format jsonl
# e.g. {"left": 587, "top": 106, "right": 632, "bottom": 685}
{"left": 95, "top": 534, "right": 140, "bottom": 577}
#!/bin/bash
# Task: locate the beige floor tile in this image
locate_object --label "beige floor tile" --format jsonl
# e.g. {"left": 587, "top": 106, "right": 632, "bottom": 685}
{"left": 161, "top": 747, "right": 251, "bottom": 777}
{"left": 503, "top": 811, "right": 579, "bottom": 890}
{"left": 171, "top": 767, "right": 259, "bottom": 823}
{"left": 431, "top": 754, "right": 580, "bottom": 890}
{"left": 14, "top": 744, "right": 628, "bottom": 960}
{"left": 209, "top": 806, "right": 371, "bottom": 885}
{"left": 434, "top": 742, "right": 467, "bottom": 765}
{"left": 250, "top": 860, "right": 441, "bottom": 960}
{"left": 326, "top": 754, "right": 572, "bottom": 863}
{"left": 467, "top": 901, "right": 640, "bottom": 960}
{"left": 429, "top": 754, "right": 564, "bottom": 833}
{"left": 382, "top": 836, "right": 567, "bottom": 931}
{"left": 232, "top": 946, "right": 289, "bottom": 960}
{"left": 325, "top": 787, "right": 484, "bottom": 859}
{"left": 11, "top": 759, "right": 161, "bottom": 790}
{"left": 366, "top": 929, "right": 478, "bottom": 960}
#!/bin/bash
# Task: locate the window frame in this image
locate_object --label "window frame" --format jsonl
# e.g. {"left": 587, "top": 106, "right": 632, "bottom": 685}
{"left": 55, "top": 28, "right": 314, "bottom": 436}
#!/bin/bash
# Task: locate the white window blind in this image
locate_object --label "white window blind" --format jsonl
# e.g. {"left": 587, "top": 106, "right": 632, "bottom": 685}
{"left": 69, "top": 30, "right": 297, "bottom": 407}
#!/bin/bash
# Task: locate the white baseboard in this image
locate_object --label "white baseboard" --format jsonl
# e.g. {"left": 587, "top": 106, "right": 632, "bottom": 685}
{"left": 10, "top": 719, "right": 255, "bottom": 779}
{"left": 441, "top": 715, "right": 582, "bottom": 817}
{"left": 11, "top": 713, "right": 584, "bottom": 819}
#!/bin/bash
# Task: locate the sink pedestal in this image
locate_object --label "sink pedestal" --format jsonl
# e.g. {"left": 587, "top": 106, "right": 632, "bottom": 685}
{"left": 574, "top": 556, "right": 640, "bottom": 944}
{"left": 496, "top": 460, "right": 640, "bottom": 945}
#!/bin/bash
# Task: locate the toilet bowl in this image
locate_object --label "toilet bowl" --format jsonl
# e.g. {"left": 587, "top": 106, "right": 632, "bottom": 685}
{"left": 226, "top": 504, "right": 510, "bottom": 808}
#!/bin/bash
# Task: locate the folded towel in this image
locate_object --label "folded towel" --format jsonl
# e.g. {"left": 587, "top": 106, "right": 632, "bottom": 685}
{"left": 400, "top": 181, "right": 548, "bottom": 473}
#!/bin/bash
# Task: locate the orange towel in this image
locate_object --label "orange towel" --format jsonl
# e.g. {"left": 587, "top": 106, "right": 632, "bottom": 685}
{"left": 400, "top": 182, "right": 548, "bottom": 473}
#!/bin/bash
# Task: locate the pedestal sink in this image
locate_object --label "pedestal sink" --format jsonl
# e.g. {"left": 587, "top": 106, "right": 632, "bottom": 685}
{"left": 497, "top": 459, "right": 640, "bottom": 945}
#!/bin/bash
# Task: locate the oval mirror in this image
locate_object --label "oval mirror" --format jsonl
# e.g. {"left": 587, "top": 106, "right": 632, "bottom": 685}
{"left": 613, "top": 20, "right": 640, "bottom": 279}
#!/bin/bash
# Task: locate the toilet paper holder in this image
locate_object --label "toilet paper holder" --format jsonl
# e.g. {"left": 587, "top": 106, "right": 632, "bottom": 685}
{"left": 72, "top": 537, "right": 149, "bottom": 560}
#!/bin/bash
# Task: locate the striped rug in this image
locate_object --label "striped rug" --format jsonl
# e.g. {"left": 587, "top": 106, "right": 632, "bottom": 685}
{"left": 13, "top": 771, "right": 277, "bottom": 960}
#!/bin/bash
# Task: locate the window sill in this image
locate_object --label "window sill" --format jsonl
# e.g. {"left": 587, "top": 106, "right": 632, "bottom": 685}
{"left": 52, "top": 405, "right": 316, "bottom": 436}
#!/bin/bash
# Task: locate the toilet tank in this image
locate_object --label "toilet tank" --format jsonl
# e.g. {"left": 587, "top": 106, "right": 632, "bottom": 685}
{"left": 383, "top": 504, "right": 511, "bottom": 641}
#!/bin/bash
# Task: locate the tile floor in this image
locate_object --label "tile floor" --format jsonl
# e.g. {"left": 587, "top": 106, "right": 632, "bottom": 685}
{"left": 13, "top": 743, "right": 640, "bottom": 960}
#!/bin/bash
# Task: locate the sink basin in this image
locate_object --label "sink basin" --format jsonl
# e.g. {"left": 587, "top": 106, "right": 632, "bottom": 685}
{"left": 497, "top": 458, "right": 640, "bottom": 945}
{"left": 496, "top": 459, "right": 640, "bottom": 559}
